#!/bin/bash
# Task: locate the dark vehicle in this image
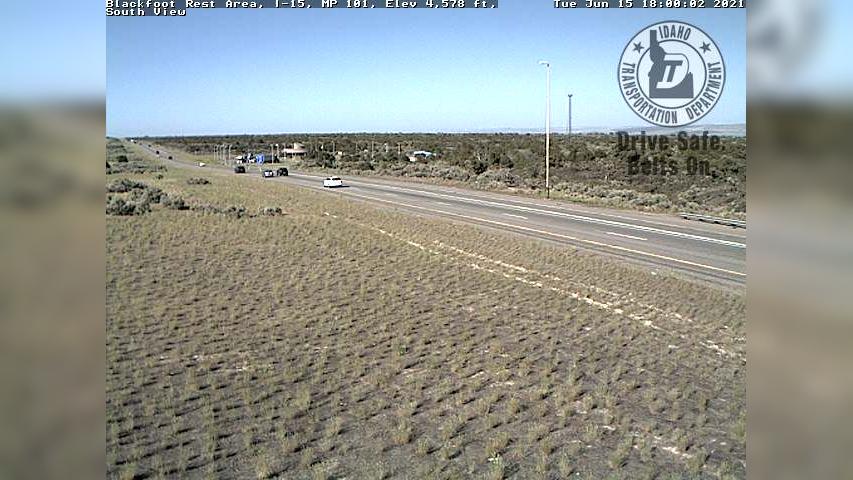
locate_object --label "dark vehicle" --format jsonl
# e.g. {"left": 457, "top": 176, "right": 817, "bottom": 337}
{"left": 234, "top": 165, "right": 246, "bottom": 174}
{"left": 276, "top": 167, "right": 288, "bottom": 177}
{"left": 155, "top": 150, "right": 160, "bottom": 156}
{"left": 261, "top": 169, "right": 275, "bottom": 178}
{"left": 168, "top": 155, "right": 173, "bottom": 160}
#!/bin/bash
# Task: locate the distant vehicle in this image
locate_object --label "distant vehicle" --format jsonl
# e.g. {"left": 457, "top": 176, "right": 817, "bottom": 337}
{"left": 323, "top": 176, "right": 343, "bottom": 188}
{"left": 167, "top": 155, "right": 173, "bottom": 160}
{"left": 262, "top": 169, "right": 275, "bottom": 178}
{"left": 234, "top": 165, "right": 246, "bottom": 174}
{"left": 276, "top": 167, "right": 288, "bottom": 177}
{"left": 155, "top": 150, "right": 160, "bottom": 156}
{"left": 198, "top": 162, "right": 206, "bottom": 167}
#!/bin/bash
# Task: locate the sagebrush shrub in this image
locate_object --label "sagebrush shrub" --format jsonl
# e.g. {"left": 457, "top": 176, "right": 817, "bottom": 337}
{"left": 162, "top": 195, "right": 188, "bottom": 210}
{"left": 106, "top": 178, "right": 148, "bottom": 193}
{"left": 261, "top": 207, "right": 283, "bottom": 216}
{"left": 106, "top": 196, "right": 148, "bottom": 216}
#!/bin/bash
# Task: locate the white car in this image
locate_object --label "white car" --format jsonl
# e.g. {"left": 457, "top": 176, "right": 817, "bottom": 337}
{"left": 198, "top": 162, "right": 206, "bottom": 167}
{"left": 323, "top": 176, "right": 343, "bottom": 188}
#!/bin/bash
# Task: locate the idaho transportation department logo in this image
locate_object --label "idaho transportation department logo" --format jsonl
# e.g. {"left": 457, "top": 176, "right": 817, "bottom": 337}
{"left": 618, "top": 21, "right": 725, "bottom": 128}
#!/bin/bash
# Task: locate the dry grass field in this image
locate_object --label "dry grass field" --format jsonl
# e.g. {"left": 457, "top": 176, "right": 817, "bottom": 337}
{"left": 107, "top": 140, "right": 745, "bottom": 479}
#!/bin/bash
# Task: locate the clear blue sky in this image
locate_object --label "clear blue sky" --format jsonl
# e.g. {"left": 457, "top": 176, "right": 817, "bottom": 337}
{"left": 107, "top": 5, "right": 744, "bottom": 136}
{"left": 2, "top": 1, "right": 104, "bottom": 101}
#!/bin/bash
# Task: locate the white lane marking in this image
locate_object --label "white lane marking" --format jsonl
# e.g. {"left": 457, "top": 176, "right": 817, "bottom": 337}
{"left": 318, "top": 179, "right": 745, "bottom": 249}
{"left": 226, "top": 169, "right": 746, "bottom": 240}
{"left": 138, "top": 159, "right": 743, "bottom": 279}
{"left": 141, "top": 150, "right": 745, "bottom": 245}
{"left": 503, "top": 213, "right": 528, "bottom": 220}
{"left": 444, "top": 191, "right": 744, "bottom": 237}
{"left": 339, "top": 191, "right": 746, "bottom": 278}
{"left": 334, "top": 177, "right": 746, "bottom": 240}
{"left": 606, "top": 231, "right": 648, "bottom": 241}
{"left": 384, "top": 192, "right": 398, "bottom": 197}
{"left": 395, "top": 187, "right": 746, "bottom": 248}
{"left": 412, "top": 185, "right": 694, "bottom": 226}
{"left": 238, "top": 168, "right": 744, "bottom": 248}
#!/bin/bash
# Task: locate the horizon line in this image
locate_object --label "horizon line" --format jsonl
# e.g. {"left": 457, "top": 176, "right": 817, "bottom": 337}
{"left": 111, "top": 123, "right": 746, "bottom": 139}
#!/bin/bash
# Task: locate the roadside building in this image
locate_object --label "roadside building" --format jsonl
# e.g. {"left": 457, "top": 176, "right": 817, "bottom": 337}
{"left": 283, "top": 142, "right": 307, "bottom": 159}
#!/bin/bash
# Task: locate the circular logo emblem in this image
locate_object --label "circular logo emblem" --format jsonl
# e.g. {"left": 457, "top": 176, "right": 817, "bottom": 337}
{"left": 618, "top": 21, "right": 725, "bottom": 128}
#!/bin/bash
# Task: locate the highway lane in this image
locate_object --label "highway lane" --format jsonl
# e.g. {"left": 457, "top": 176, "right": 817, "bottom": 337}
{"left": 132, "top": 142, "right": 746, "bottom": 288}
{"left": 295, "top": 173, "right": 746, "bottom": 286}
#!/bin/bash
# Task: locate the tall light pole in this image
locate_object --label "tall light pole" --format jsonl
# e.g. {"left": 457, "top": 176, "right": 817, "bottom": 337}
{"left": 214, "top": 144, "right": 219, "bottom": 164}
{"left": 566, "top": 94, "right": 573, "bottom": 137}
{"left": 538, "top": 60, "right": 551, "bottom": 199}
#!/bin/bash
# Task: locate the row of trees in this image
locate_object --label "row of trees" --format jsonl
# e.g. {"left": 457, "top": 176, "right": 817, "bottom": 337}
{"left": 152, "top": 132, "right": 744, "bottom": 181}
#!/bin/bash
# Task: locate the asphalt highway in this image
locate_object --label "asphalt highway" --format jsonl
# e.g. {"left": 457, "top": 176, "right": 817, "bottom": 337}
{"left": 132, "top": 142, "right": 746, "bottom": 289}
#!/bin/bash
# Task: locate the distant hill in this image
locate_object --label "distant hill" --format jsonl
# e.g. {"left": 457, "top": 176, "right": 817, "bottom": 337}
{"left": 475, "top": 124, "right": 746, "bottom": 137}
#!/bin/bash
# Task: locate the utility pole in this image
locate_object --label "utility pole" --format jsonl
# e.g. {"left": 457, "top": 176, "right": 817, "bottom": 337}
{"left": 539, "top": 60, "right": 551, "bottom": 199}
{"left": 569, "top": 93, "right": 572, "bottom": 139}
{"left": 566, "top": 94, "right": 573, "bottom": 137}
